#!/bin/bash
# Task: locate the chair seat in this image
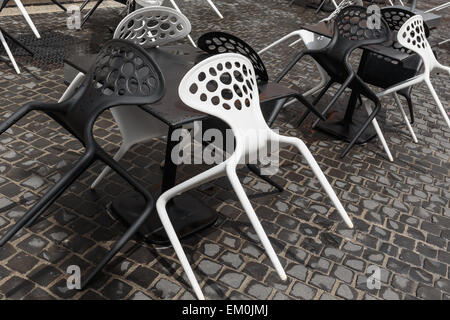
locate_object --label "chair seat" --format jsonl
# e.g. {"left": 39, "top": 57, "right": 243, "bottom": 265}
{"left": 259, "top": 81, "right": 299, "bottom": 104}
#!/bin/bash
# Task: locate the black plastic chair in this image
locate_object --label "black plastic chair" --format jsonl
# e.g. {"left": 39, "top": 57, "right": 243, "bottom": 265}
{"left": 276, "top": 5, "right": 391, "bottom": 158}
{"left": 0, "top": 39, "right": 165, "bottom": 287}
{"left": 357, "top": 6, "right": 430, "bottom": 124}
{"left": 197, "top": 31, "right": 325, "bottom": 127}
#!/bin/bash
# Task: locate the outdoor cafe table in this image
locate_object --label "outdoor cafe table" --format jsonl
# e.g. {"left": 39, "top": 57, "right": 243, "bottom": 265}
{"left": 299, "top": 11, "right": 439, "bottom": 144}
{"left": 64, "top": 44, "right": 294, "bottom": 244}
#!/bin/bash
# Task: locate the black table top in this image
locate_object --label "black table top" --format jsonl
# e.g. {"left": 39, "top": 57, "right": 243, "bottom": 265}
{"left": 301, "top": 22, "right": 412, "bottom": 62}
{"left": 65, "top": 44, "right": 211, "bottom": 128}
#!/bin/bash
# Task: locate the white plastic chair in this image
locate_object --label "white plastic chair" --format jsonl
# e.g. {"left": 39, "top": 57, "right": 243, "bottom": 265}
{"left": 377, "top": 15, "right": 450, "bottom": 141}
{"left": 156, "top": 53, "right": 353, "bottom": 300}
{"left": 59, "top": 6, "right": 192, "bottom": 189}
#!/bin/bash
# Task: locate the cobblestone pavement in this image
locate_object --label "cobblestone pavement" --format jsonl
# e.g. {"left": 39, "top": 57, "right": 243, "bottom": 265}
{"left": 0, "top": 0, "right": 449, "bottom": 300}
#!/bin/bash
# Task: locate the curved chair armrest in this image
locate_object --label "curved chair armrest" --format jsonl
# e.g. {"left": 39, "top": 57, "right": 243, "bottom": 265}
{"left": 274, "top": 48, "right": 324, "bottom": 83}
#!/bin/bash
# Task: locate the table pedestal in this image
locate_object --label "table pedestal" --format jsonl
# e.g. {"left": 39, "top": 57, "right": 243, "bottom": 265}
{"left": 315, "top": 112, "right": 377, "bottom": 144}
{"left": 110, "top": 191, "right": 218, "bottom": 245}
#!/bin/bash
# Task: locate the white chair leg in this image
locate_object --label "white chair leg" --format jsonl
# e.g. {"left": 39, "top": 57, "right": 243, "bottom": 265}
{"left": 168, "top": 0, "right": 197, "bottom": 47}
{"left": 0, "top": 30, "right": 20, "bottom": 74}
{"left": 13, "top": 0, "right": 41, "bottom": 39}
{"left": 393, "top": 93, "right": 418, "bottom": 143}
{"left": 90, "top": 142, "right": 131, "bottom": 189}
{"left": 258, "top": 31, "right": 301, "bottom": 55}
{"left": 378, "top": 75, "right": 425, "bottom": 98}
{"left": 437, "top": 63, "right": 450, "bottom": 76}
{"left": 278, "top": 135, "right": 354, "bottom": 228}
{"left": 425, "top": 78, "right": 450, "bottom": 129}
{"left": 58, "top": 72, "right": 85, "bottom": 103}
{"left": 226, "top": 166, "right": 287, "bottom": 281}
{"left": 288, "top": 38, "right": 302, "bottom": 47}
{"left": 205, "top": 0, "right": 223, "bottom": 19}
{"left": 156, "top": 162, "right": 228, "bottom": 300}
{"left": 364, "top": 104, "right": 394, "bottom": 162}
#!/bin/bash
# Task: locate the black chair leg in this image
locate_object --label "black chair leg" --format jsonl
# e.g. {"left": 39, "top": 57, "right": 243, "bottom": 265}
{"left": 0, "top": 153, "right": 94, "bottom": 246}
{"left": 295, "top": 94, "right": 325, "bottom": 120}
{"left": 296, "top": 80, "right": 333, "bottom": 127}
{"left": 315, "top": 0, "right": 327, "bottom": 13}
{"left": 81, "top": 148, "right": 154, "bottom": 288}
{"left": 0, "top": 27, "right": 34, "bottom": 56}
{"left": 340, "top": 101, "right": 381, "bottom": 158}
{"left": 79, "top": 0, "right": 90, "bottom": 11}
{"left": 247, "top": 164, "right": 283, "bottom": 192}
{"left": 50, "top": 0, "right": 67, "bottom": 11}
{"left": 312, "top": 75, "right": 354, "bottom": 128}
{"left": 405, "top": 95, "right": 415, "bottom": 124}
{"left": 81, "top": 0, "right": 105, "bottom": 27}
{"left": 267, "top": 98, "right": 288, "bottom": 127}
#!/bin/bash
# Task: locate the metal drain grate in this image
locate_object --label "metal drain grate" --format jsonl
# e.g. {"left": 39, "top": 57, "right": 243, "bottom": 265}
{"left": 0, "top": 30, "right": 80, "bottom": 70}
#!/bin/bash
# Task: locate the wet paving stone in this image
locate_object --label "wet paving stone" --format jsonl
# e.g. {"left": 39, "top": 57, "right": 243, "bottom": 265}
{"left": 0, "top": 0, "right": 448, "bottom": 300}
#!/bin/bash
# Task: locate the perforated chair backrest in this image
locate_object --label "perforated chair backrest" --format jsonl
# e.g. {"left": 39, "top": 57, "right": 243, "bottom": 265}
{"left": 113, "top": 6, "right": 191, "bottom": 48}
{"left": 197, "top": 32, "right": 269, "bottom": 84}
{"left": 52, "top": 39, "right": 165, "bottom": 141}
{"left": 381, "top": 7, "right": 429, "bottom": 53}
{"left": 333, "top": 5, "right": 390, "bottom": 48}
{"left": 313, "top": 5, "right": 390, "bottom": 79}
{"left": 397, "top": 15, "right": 437, "bottom": 71}
{"left": 179, "top": 53, "right": 269, "bottom": 137}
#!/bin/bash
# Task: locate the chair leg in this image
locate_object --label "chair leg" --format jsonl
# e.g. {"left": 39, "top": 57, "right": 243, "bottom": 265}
{"left": 90, "top": 142, "right": 131, "bottom": 189}
{"left": 205, "top": 0, "right": 223, "bottom": 19}
{"left": 247, "top": 164, "right": 283, "bottom": 192}
{"left": 0, "top": 27, "right": 34, "bottom": 56}
{"left": 403, "top": 94, "right": 415, "bottom": 124}
{"left": 80, "top": 0, "right": 104, "bottom": 27}
{"left": 79, "top": 0, "right": 90, "bottom": 11}
{"left": 81, "top": 149, "right": 155, "bottom": 287}
{"left": 364, "top": 104, "right": 394, "bottom": 162}
{"left": 425, "top": 78, "right": 450, "bottom": 129}
{"left": 341, "top": 101, "right": 381, "bottom": 158}
{"left": 312, "top": 75, "right": 354, "bottom": 128}
{"left": 226, "top": 166, "right": 287, "bottom": 281}
{"left": 296, "top": 80, "right": 333, "bottom": 127}
{"left": 278, "top": 135, "right": 353, "bottom": 228}
{"left": 156, "top": 162, "right": 228, "bottom": 300}
{"left": 267, "top": 98, "right": 288, "bottom": 127}
{"left": 0, "top": 104, "right": 34, "bottom": 135}
{"left": 258, "top": 31, "right": 301, "bottom": 55}
{"left": 13, "top": 0, "right": 40, "bottom": 39}
{"left": 0, "top": 29, "right": 20, "bottom": 74}
{"left": 436, "top": 63, "right": 450, "bottom": 76}
{"left": 167, "top": 0, "right": 197, "bottom": 47}
{"left": 50, "top": 0, "right": 67, "bottom": 11}
{"left": 59, "top": 73, "right": 85, "bottom": 103}
{"left": 394, "top": 93, "right": 418, "bottom": 143}
{"left": 0, "top": 153, "right": 94, "bottom": 246}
